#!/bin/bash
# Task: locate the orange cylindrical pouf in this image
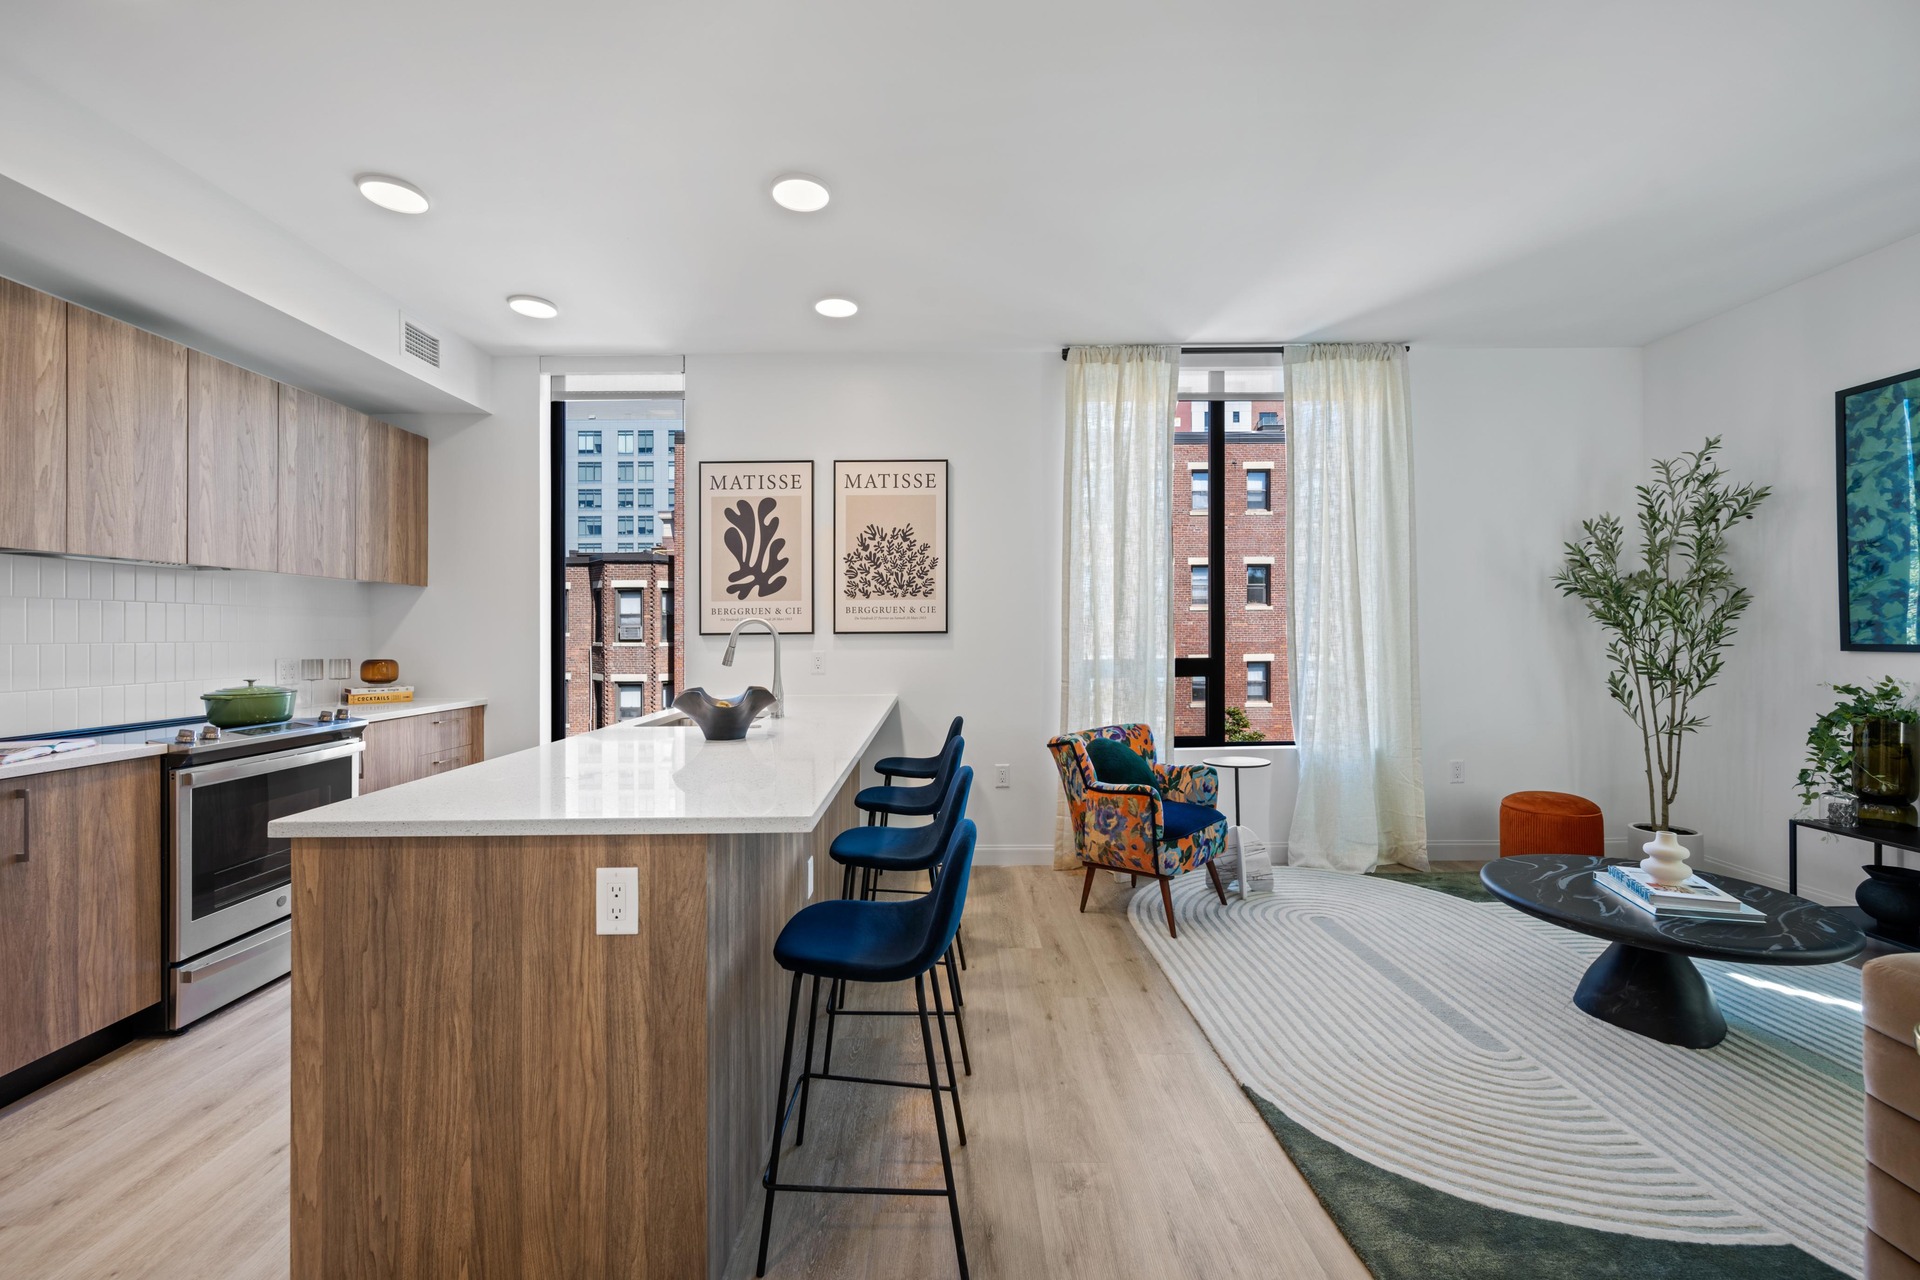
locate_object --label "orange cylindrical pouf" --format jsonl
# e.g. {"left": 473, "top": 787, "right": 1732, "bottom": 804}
{"left": 1499, "top": 791, "right": 1604, "bottom": 857}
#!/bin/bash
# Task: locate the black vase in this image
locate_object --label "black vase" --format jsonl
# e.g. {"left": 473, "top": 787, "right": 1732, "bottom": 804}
{"left": 1852, "top": 718, "right": 1920, "bottom": 826}
{"left": 1856, "top": 864, "right": 1920, "bottom": 944}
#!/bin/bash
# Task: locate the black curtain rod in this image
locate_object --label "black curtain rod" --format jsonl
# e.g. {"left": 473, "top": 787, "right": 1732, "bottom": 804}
{"left": 1059, "top": 343, "right": 1410, "bottom": 360}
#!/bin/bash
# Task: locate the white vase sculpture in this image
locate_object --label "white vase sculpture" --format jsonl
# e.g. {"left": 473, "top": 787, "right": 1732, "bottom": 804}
{"left": 1640, "top": 829, "right": 1693, "bottom": 886}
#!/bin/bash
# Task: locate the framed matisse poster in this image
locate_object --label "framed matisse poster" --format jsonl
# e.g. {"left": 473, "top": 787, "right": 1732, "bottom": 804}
{"left": 1838, "top": 368, "right": 1920, "bottom": 651}
{"left": 698, "top": 460, "right": 813, "bottom": 635}
{"left": 833, "top": 460, "right": 949, "bottom": 634}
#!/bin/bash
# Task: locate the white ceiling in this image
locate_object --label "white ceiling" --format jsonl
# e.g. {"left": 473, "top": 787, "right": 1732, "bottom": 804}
{"left": 3, "top": 0, "right": 1918, "bottom": 355}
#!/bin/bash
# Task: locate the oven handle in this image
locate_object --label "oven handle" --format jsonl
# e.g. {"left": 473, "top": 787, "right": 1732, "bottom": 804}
{"left": 177, "top": 738, "right": 366, "bottom": 789}
{"left": 179, "top": 919, "right": 293, "bottom": 983}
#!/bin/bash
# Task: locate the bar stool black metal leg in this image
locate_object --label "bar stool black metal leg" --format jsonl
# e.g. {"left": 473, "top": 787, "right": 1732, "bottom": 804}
{"left": 822, "top": 977, "right": 842, "bottom": 1078}
{"left": 942, "top": 948, "right": 971, "bottom": 1076}
{"left": 955, "top": 926, "right": 967, "bottom": 971}
{"left": 756, "top": 972, "right": 804, "bottom": 1278}
{"left": 929, "top": 964, "right": 967, "bottom": 1145}
{"left": 796, "top": 974, "right": 822, "bottom": 1146}
{"left": 915, "top": 974, "right": 969, "bottom": 1280}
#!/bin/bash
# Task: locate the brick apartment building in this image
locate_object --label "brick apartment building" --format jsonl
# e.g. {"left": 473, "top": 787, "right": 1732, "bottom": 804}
{"left": 1173, "top": 398, "right": 1292, "bottom": 742}
{"left": 562, "top": 436, "right": 687, "bottom": 734}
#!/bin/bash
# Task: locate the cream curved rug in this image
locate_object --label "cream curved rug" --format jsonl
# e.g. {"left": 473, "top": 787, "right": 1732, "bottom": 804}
{"left": 1128, "top": 867, "right": 1865, "bottom": 1277}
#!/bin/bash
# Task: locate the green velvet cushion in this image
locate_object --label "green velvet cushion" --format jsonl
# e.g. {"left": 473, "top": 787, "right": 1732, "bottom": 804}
{"left": 1085, "top": 737, "right": 1160, "bottom": 795}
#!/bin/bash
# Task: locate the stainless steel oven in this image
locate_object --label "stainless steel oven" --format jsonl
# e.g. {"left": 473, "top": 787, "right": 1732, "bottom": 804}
{"left": 162, "top": 726, "right": 363, "bottom": 1028}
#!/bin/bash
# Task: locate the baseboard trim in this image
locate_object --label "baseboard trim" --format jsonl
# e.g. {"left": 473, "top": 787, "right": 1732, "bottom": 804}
{"left": 0, "top": 1003, "right": 163, "bottom": 1110}
{"left": 976, "top": 844, "right": 1055, "bottom": 867}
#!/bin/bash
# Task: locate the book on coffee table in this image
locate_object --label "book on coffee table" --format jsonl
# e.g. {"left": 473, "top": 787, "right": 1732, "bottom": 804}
{"left": 1595, "top": 867, "right": 1765, "bottom": 921}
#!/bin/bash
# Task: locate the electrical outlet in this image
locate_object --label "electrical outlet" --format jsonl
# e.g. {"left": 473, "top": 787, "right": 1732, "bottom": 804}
{"left": 275, "top": 658, "right": 301, "bottom": 686}
{"left": 1449, "top": 759, "right": 1466, "bottom": 785}
{"left": 994, "top": 763, "right": 1011, "bottom": 789}
{"left": 596, "top": 867, "right": 639, "bottom": 935}
{"left": 806, "top": 855, "right": 815, "bottom": 900}
{"left": 811, "top": 653, "right": 824, "bottom": 675}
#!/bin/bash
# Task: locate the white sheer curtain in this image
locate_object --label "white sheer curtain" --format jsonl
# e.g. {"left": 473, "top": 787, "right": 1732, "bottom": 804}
{"left": 1284, "top": 343, "right": 1428, "bottom": 872}
{"left": 1055, "top": 345, "right": 1178, "bottom": 869}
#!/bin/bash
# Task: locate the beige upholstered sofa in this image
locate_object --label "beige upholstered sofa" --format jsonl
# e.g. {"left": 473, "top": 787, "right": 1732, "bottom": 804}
{"left": 1866, "top": 954, "right": 1920, "bottom": 1279}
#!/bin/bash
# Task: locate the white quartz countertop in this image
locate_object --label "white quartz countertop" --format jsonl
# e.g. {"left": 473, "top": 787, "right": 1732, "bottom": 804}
{"left": 269, "top": 693, "right": 898, "bottom": 838}
{"left": 0, "top": 742, "right": 168, "bottom": 779}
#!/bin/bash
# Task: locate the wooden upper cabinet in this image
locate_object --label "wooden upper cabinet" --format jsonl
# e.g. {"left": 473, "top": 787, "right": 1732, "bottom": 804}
{"left": 188, "top": 352, "right": 279, "bottom": 571}
{"left": 277, "top": 386, "right": 360, "bottom": 579}
{"left": 66, "top": 305, "right": 188, "bottom": 562}
{"left": 0, "top": 279, "right": 67, "bottom": 553}
{"left": 356, "top": 418, "right": 428, "bottom": 585}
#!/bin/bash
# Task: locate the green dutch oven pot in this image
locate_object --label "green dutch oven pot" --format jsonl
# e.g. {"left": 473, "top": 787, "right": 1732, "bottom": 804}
{"left": 201, "top": 678, "right": 297, "bottom": 728}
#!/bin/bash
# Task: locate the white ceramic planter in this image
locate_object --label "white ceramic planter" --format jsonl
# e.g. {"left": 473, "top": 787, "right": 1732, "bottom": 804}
{"left": 1627, "top": 821, "right": 1704, "bottom": 867}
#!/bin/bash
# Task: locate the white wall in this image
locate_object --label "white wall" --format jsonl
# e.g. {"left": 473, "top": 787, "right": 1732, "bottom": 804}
{"left": 1643, "top": 229, "right": 1920, "bottom": 904}
{"left": 1410, "top": 347, "right": 1652, "bottom": 858}
{"left": 373, "top": 357, "right": 548, "bottom": 756}
{"left": 681, "top": 353, "right": 1064, "bottom": 862}
{"left": 0, "top": 555, "right": 376, "bottom": 737}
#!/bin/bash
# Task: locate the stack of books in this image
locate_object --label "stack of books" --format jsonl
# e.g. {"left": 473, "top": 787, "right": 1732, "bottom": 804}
{"left": 1594, "top": 864, "right": 1765, "bottom": 922}
{"left": 343, "top": 685, "right": 415, "bottom": 706}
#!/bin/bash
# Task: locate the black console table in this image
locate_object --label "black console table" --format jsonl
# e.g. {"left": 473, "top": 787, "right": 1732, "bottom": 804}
{"left": 1788, "top": 817, "right": 1920, "bottom": 951}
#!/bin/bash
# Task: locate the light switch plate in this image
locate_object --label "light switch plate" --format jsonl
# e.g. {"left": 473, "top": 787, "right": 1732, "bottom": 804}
{"left": 597, "top": 867, "right": 639, "bottom": 935}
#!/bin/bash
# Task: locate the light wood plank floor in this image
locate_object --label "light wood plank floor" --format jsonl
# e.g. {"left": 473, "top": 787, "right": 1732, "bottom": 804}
{"left": 0, "top": 867, "right": 1367, "bottom": 1280}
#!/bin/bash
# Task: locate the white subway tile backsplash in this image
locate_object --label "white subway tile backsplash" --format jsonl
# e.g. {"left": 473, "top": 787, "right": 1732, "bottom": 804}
{"left": 0, "top": 560, "right": 378, "bottom": 736}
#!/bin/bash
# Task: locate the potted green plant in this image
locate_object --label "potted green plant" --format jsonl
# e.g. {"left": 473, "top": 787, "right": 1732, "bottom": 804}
{"left": 1553, "top": 437, "right": 1769, "bottom": 859}
{"left": 1797, "top": 678, "right": 1920, "bottom": 826}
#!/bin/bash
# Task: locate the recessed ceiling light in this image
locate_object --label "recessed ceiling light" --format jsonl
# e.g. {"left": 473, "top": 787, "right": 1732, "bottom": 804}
{"left": 355, "top": 173, "right": 430, "bottom": 215}
{"left": 771, "top": 174, "right": 830, "bottom": 213}
{"left": 507, "top": 295, "right": 559, "bottom": 319}
{"left": 815, "top": 297, "right": 858, "bottom": 318}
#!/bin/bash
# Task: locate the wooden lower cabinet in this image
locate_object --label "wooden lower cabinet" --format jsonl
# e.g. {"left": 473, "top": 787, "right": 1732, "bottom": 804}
{"left": 358, "top": 706, "right": 485, "bottom": 795}
{"left": 0, "top": 759, "right": 162, "bottom": 1077}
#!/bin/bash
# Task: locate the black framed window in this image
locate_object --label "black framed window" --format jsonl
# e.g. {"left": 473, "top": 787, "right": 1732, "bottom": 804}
{"left": 1247, "top": 468, "right": 1270, "bottom": 511}
{"left": 1247, "top": 660, "right": 1271, "bottom": 703}
{"left": 578, "top": 462, "right": 601, "bottom": 482}
{"left": 1173, "top": 350, "right": 1292, "bottom": 746}
{"left": 578, "top": 489, "right": 601, "bottom": 510}
{"left": 1247, "top": 563, "right": 1271, "bottom": 606}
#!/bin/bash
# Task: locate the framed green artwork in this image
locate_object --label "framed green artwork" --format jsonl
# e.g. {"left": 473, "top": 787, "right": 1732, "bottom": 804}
{"left": 1838, "top": 366, "right": 1920, "bottom": 650}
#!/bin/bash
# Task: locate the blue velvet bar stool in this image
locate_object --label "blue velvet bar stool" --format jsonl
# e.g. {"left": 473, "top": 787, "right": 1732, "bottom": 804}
{"left": 855, "top": 735, "right": 964, "bottom": 828}
{"left": 874, "top": 715, "right": 963, "bottom": 785}
{"left": 855, "top": 733, "right": 972, "bottom": 971}
{"left": 825, "top": 767, "right": 974, "bottom": 1077}
{"left": 756, "top": 818, "right": 979, "bottom": 1280}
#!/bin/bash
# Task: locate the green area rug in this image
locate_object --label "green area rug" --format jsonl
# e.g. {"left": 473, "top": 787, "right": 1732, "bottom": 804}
{"left": 1368, "top": 869, "right": 1495, "bottom": 902}
{"left": 1246, "top": 1087, "right": 1849, "bottom": 1280}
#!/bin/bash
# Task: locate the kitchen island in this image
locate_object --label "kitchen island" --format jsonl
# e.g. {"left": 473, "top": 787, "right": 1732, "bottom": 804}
{"left": 269, "top": 694, "right": 897, "bottom": 1280}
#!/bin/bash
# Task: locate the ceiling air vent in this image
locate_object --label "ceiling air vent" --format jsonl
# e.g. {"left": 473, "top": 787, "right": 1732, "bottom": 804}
{"left": 400, "top": 315, "right": 441, "bottom": 368}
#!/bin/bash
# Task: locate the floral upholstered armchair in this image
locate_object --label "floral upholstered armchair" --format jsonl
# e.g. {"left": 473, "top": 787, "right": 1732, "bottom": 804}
{"left": 1047, "top": 723, "right": 1229, "bottom": 937}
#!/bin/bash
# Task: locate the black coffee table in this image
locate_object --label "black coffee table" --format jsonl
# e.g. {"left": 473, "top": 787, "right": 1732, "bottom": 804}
{"left": 1480, "top": 854, "right": 1864, "bottom": 1049}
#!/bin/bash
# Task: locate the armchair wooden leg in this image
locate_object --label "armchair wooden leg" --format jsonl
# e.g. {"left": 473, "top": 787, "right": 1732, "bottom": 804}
{"left": 1207, "top": 860, "right": 1228, "bottom": 905}
{"left": 1079, "top": 863, "right": 1097, "bottom": 913}
{"left": 1158, "top": 875, "right": 1177, "bottom": 939}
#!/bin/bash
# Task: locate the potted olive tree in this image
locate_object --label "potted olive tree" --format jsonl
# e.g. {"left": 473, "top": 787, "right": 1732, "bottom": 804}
{"left": 1553, "top": 437, "right": 1769, "bottom": 859}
